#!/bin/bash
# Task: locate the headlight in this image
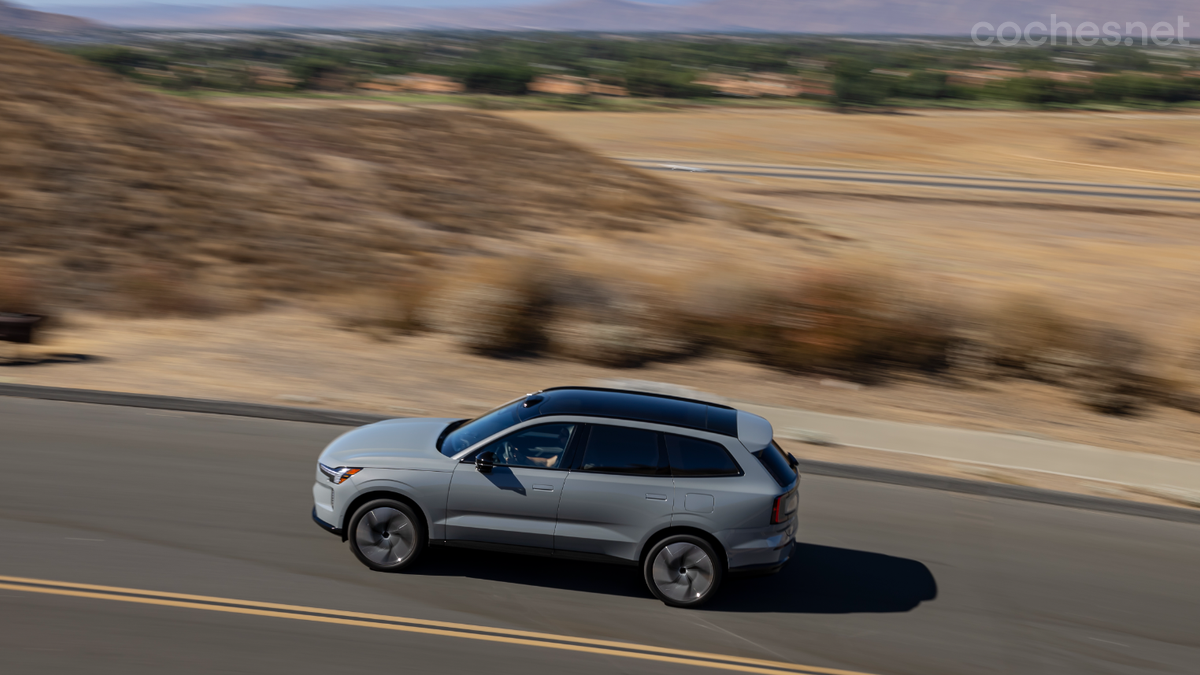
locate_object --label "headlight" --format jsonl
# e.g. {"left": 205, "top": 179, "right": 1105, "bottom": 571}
{"left": 319, "top": 463, "right": 362, "bottom": 485}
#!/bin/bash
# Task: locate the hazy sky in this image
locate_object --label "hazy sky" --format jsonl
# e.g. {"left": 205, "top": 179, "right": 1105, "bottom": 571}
{"left": 32, "top": 0, "right": 695, "bottom": 7}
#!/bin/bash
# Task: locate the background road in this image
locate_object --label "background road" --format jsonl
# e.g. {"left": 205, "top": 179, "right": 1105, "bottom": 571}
{"left": 622, "top": 159, "right": 1200, "bottom": 203}
{"left": 2, "top": 397, "right": 1198, "bottom": 674}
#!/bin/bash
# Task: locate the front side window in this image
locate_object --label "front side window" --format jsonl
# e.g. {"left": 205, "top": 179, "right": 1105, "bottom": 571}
{"left": 479, "top": 423, "right": 577, "bottom": 469}
{"left": 579, "top": 425, "right": 667, "bottom": 476}
{"left": 438, "top": 399, "right": 522, "bottom": 457}
{"left": 664, "top": 433, "right": 741, "bottom": 477}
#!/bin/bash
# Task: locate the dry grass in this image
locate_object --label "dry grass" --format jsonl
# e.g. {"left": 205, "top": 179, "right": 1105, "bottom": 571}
{"left": 0, "top": 36, "right": 716, "bottom": 314}
{"left": 501, "top": 109, "right": 1200, "bottom": 370}
{"left": 4, "top": 37, "right": 1199, "bottom": 422}
{"left": 501, "top": 109, "right": 1200, "bottom": 186}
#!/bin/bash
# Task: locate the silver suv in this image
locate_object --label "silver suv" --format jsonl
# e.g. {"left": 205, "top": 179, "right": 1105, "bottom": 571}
{"left": 312, "top": 387, "right": 800, "bottom": 607}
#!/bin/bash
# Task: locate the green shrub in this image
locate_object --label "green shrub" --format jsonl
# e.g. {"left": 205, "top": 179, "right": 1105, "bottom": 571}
{"left": 623, "top": 59, "right": 714, "bottom": 98}
{"left": 73, "top": 46, "right": 158, "bottom": 76}
{"left": 461, "top": 65, "right": 535, "bottom": 95}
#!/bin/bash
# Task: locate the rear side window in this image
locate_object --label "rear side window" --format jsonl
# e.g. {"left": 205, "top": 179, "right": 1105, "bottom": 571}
{"left": 664, "top": 433, "right": 741, "bottom": 477}
{"left": 754, "top": 441, "right": 797, "bottom": 487}
{"left": 580, "top": 425, "right": 667, "bottom": 476}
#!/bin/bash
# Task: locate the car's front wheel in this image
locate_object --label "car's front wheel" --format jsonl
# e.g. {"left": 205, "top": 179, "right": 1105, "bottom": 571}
{"left": 348, "top": 499, "right": 425, "bottom": 572}
{"left": 644, "top": 534, "right": 723, "bottom": 607}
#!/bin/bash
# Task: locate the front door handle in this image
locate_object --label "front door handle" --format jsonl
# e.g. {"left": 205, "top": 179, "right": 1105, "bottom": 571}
{"left": 532, "top": 484, "right": 555, "bottom": 492}
{"left": 646, "top": 493, "right": 668, "bottom": 501}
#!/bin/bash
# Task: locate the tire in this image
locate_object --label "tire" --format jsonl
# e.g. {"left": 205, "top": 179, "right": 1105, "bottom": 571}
{"left": 348, "top": 499, "right": 425, "bottom": 572}
{"left": 643, "top": 534, "right": 723, "bottom": 608}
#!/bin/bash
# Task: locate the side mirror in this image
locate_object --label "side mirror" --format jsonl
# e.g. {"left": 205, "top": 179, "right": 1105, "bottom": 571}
{"left": 475, "top": 451, "right": 495, "bottom": 473}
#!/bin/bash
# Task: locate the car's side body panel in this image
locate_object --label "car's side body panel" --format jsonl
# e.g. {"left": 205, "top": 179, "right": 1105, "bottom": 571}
{"left": 555, "top": 470, "right": 676, "bottom": 560}
{"left": 445, "top": 463, "right": 566, "bottom": 548}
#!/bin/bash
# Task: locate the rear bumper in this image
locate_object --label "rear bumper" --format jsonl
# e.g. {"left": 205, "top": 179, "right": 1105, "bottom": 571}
{"left": 721, "top": 514, "right": 797, "bottom": 571}
{"left": 728, "top": 540, "right": 794, "bottom": 577}
{"left": 312, "top": 507, "right": 343, "bottom": 538}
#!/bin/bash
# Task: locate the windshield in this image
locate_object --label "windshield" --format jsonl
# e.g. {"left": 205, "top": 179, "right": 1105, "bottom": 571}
{"left": 438, "top": 398, "right": 523, "bottom": 457}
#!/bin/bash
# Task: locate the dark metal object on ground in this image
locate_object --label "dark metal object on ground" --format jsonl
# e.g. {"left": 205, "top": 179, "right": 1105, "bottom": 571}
{"left": 0, "top": 313, "right": 43, "bottom": 344}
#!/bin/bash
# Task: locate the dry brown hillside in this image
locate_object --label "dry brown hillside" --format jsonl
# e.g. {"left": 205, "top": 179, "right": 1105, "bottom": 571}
{"left": 0, "top": 36, "right": 714, "bottom": 309}
{"left": 0, "top": 1, "right": 97, "bottom": 32}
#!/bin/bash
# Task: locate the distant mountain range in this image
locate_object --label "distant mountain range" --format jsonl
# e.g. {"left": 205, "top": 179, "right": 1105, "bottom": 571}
{"left": 26, "top": 0, "right": 1200, "bottom": 35}
{"left": 0, "top": 0, "right": 98, "bottom": 31}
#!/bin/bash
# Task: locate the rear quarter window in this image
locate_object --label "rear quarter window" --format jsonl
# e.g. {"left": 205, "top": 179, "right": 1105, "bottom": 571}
{"left": 664, "top": 433, "right": 741, "bottom": 477}
{"left": 753, "top": 441, "right": 797, "bottom": 487}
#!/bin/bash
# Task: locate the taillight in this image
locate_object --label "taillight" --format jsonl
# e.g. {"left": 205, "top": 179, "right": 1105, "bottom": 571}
{"left": 771, "top": 488, "right": 798, "bottom": 524}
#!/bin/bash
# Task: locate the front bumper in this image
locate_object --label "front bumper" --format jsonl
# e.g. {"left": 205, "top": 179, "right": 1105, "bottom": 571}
{"left": 312, "top": 507, "right": 343, "bottom": 537}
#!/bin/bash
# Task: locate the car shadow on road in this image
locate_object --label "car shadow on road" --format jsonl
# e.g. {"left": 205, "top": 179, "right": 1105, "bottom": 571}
{"left": 410, "top": 542, "right": 936, "bottom": 613}
{"left": 707, "top": 543, "right": 938, "bottom": 613}
{"left": 412, "top": 547, "right": 649, "bottom": 599}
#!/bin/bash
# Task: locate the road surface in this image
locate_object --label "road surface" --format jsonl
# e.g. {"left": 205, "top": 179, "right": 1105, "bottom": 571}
{"left": 622, "top": 159, "right": 1200, "bottom": 204}
{"left": 1, "top": 396, "right": 1197, "bottom": 674}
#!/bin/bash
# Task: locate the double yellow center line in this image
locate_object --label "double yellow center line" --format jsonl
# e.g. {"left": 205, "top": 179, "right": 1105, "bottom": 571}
{"left": 0, "top": 574, "right": 874, "bottom": 675}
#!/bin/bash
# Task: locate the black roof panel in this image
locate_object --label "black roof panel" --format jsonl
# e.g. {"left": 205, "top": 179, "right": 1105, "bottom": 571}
{"left": 531, "top": 387, "right": 738, "bottom": 437}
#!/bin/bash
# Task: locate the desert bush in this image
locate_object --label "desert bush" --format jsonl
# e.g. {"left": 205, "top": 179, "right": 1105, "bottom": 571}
{"left": 335, "top": 273, "right": 432, "bottom": 338}
{"left": 1070, "top": 326, "right": 1153, "bottom": 415}
{"left": 420, "top": 259, "right": 699, "bottom": 365}
{"left": 0, "top": 263, "right": 44, "bottom": 316}
{"left": 986, "top": 293, "right": 1085, "bottom": 377}
{"left": 545, "top": 273, "right": 698, "bottom": 367}
{"left": 422, "top": 262, "right": 965, "bottom": 377}
{"left": 423, "top": 258, "right": 556, "bottom": 356}
{"left": 979, "top": 293, "right": 1163, "bottom": 414}
{"left": 693, "top": 268, "right": 958, "bottom": 379}
{"left": 112, "top": 264, "right": 215, "bottom": 317}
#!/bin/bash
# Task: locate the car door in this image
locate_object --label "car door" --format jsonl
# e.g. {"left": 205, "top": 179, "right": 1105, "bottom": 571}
{"left": 554, "top": 423, "right": 675, "bottom": 561}
{"left": 445, "top": 422, "right": 578, "bottom": 549}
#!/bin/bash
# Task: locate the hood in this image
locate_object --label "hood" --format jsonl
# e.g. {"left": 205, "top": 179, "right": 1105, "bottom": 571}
{"left": 318, "top": 417, "right": 459, "bottom": 471}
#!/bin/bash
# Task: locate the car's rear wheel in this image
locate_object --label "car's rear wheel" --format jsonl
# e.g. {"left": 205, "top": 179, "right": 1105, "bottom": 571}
{"left": 644, "top": 534, "right": 722, "bottom": 607}
{"left": 348, "top": 499, "right": 425, "bottom": 572}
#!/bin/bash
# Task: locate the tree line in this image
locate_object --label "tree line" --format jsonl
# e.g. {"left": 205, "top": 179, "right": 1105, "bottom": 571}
{"left": 69, "top": 32, "right": 1200, "bottom": 107}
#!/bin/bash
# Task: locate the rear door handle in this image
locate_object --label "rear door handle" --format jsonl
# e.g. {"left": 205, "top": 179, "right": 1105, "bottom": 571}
{"left": 532, "top": 484, "right": 555, "bottom": 492}
{"left": 646, "top": 493, "right": 668, "bottom": 501}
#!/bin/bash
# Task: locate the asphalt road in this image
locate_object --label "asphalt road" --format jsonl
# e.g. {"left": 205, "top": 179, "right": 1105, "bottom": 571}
{"left": 622, "top": 159, "right": 1200, "bottom": 203}
{"left": 2, "top": 396, "right": 1198, "bottom": 675}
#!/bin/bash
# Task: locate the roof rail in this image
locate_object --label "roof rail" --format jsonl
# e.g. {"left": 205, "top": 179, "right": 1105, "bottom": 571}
{"left": 536, "top": 386, "right": 734, "bottom": 410}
